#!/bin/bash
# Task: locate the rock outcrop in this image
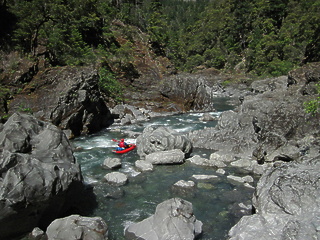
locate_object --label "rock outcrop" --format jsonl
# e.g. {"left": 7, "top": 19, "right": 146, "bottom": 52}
{"left": 189, "top": 64, "right": 320, "bottom": 164}
{"left": 228, "top": 158, "right": 320, "bottom": 240}
{"left": 8, "top": 66, "right": 113, "bottom": 138}
{"left": 125, "top": 198, "right": 202, "bottom": 240}
{"left": 46, "top": 215, "right": 108, "bottom": 240}
{"left": 160, "top": 71, "right": 225, "bottom": 111}
{"left": 0, "top": 113, "right": 87, "bottom": 239}
{"left": 137, "top": 126, "right": 193, "bottom": 159}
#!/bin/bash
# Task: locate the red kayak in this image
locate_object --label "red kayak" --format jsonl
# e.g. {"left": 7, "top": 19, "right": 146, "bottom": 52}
{"left": 112, "top": 144, "right": 136, "bottom": 154}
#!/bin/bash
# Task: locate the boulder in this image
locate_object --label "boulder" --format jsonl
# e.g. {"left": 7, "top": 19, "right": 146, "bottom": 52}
{"left": 145, "top": 149, "right": 185, "bottom": 165}
{"left": 187, "top": 155, "right": 216, "bottom": 167}
{"left": 199, "top": 112, "right": 216, "bottom": 121}
{"left": 137, "top": 126, "right": 193, "bottom": 159}
{"left": 111, "top": 104, "right": 151, "bottom": 125}
{"left": 125, "top": 198, "right": 202, "bottom": 240}
{"left": 0, "top": 113, "right": 86, "bottom": 239}
{"left": 103, "top": 157, "right": 122, "bottom": 169}
{"left": 228, "top": 159, "right": 320, "bottom": 240}
{"left": 135, "top": 160, "right": 154, "bottom": 171}
{"left": 46, "top": 215, "right": 108, "bottom": 240}
{"left": 8, "top": 66, "right": 113, "bottom": 138}
{"left": 104, "top": 172, "right": 128, "bottom": 186}
{"left": 172, "top": 180, "right": 196, "bottom": 197}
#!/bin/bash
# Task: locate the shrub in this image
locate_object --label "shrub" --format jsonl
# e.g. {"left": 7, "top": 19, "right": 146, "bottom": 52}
{"left": 304, "top": 84, "right": 320, "bottom": 115}
{"left": 98, "top": 67, "right": 123, "bottom": 103}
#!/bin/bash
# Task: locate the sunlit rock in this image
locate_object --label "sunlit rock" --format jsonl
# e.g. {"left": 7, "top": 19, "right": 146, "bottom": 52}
{"left": 125, "top": 198, "right": 202, "bottom": 240}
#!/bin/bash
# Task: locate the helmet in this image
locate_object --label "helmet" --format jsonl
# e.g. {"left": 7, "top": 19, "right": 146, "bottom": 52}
{"left": 121, "top": 139, "right": 124, "bottom": 142}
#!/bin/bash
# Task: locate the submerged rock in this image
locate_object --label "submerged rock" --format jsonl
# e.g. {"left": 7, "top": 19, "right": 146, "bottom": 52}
{"left": 125, "top": 198, "right": 202, "bottom": 240}
{"left": 0, "top": 113, "right": 86, "bottom": 239}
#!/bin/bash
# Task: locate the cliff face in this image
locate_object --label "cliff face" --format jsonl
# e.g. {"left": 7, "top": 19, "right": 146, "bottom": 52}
{"left": 7, "top": 66, "right": 113, "bottom": 138}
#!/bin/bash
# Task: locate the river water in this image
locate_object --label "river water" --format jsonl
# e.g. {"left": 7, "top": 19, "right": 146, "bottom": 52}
{"left": 71, "top": 98, "right": 256, "bottom": 240}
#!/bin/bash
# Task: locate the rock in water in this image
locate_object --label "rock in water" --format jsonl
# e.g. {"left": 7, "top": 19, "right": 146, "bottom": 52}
{"left": 46, "top": 215, "right": 108, "bottom": 240}
{"left": 125, "top": 198, "right": 202, "bottom": 240}
{"left": 136, "top": 126, "right": 193, "bottom": 158}
{"left": 145, "top": 149, "right": 185, "bottom": 165}
{"left": 0, "top": 113, "right": 85, "bottom": 239}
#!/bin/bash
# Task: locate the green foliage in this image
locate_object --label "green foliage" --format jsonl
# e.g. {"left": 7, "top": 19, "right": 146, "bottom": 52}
{"left": 304, "top": 84, "right": 320, "bottom": 115}
{"left": 2, "top": 0, "right": 320, "bottom": 77}
{"left": 0, "top": 84, "right": 10, "bottom": 102}
{"left": 98, "top": 67, "right": 124, "bottom": 103}
{"left": 18, "top": 104, "right": 32, "bottom": 113}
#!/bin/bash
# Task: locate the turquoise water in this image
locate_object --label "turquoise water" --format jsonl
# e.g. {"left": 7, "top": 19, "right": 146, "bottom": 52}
{"left": 72, "top": 98, "right": 256, "bottom": 240}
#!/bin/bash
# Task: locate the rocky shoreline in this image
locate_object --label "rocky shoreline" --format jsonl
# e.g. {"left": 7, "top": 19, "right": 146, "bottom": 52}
{"left": 0, "top": 63, "right": 319, "bottom": 239}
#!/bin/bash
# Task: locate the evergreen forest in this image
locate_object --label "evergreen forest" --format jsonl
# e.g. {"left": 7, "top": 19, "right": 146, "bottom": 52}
{"left": 1, "top": 0, "right": 320, "bottom": 77}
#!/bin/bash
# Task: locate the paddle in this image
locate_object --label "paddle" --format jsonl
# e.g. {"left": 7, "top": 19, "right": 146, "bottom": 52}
{"left": 112, "top": 139, "right": 119, "bottom": 142}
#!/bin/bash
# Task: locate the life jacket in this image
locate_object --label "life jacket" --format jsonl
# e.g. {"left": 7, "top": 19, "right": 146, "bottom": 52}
{"left": 118, "top": 142, "right": 127, "bottom": 148}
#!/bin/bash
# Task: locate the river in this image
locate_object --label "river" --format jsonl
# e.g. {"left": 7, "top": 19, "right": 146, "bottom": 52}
{"left": 71, "top": 97, "right": 256, "bottom": 240}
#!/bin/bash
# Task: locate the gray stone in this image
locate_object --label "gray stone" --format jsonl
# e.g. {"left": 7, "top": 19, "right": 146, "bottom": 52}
{"left": 29, "top": 227, "right": 45, "bottom": 240}
{"left": 135, "top": 160, "right": 154, "bottom": 171}
{"left": 137, "top": 126, "right": 193, "bottom": 159}
{"left": 216, "top": 168, "right": 226, "bottom": 175}
{"left": 112, "top": 104, "right": 150, "bottom": 125}
{"left": 0, "top": 113, "right": 84, "bottom": 239}
{"left": 46, "top": 215, "right": 108, "bottom": 240}
{"left": 103, "top": 157, "right": 122, "bottom": 169}
{"left": 9, "top": 66, "right": 113, "bottom": 137}
{"left": 187, "top": 155, "right": 215, "bottom": 167}
{"left": 228, "top": 159, "right": 320, "bottom": 240}
{"left": 173, "top": 180, "right": 196, "bottom": 189}
{"left": 104, "top": 172, "right": 128, "bottom": 186}
{"left": 145, "top": 149, "right": 185, "bottom": 165}
{"left": 227, "top": 175, "right": 245, "bottom": 184}
{"left": 209, "top": 152, "right": 229, "bottom": 167}
{"left": 191, "top": 174, "right": 219, "bottom": 181}
{"left": 125, "top": 198, "right": 202, "bottom": 240}
{"left": 199, "top": 112, "right": 216, "bottom": 121}
{"left": 189, "top": 66, "right": 320, "bottom": 166}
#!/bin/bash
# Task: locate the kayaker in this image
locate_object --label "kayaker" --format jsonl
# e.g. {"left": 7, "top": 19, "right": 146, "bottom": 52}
{"left": 118, "top": 139, "right": 128, "bottom": 150}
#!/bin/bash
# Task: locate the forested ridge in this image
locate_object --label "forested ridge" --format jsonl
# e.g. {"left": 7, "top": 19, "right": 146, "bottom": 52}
{"left": 1, "top": 0, "right": 320, "bottom": 120}
{"left": 1, "top": 0, "right": 320, "bottom": 75}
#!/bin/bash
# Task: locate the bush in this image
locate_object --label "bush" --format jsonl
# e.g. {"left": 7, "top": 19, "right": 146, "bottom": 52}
{"left": 304, "top": 84, "right": 320, "bottom": 115}
{"left": 98, "top": 67, "right": 124, "bottom": 103}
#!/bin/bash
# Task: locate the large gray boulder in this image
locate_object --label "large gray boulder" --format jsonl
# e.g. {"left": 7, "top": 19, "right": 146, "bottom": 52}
{"left": 0, "top": 113, "right": 85, "bottom": 239}
{"left": 228, "top": 158, "right": 320, "bottom": 240}
{"left": 125, "top": 198, "right": 202, "bottom": 240}
{"left": 8, "top": 66, "right": 113, "bottom": 138}
{"left": 46, "top": 215, "right": 108, "bottom": 240}
{"left": 145, "top": 149, "right": 185, "bottom": 165}
{"left": 137, "top": 126, "right": 193, "bottom": 159}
